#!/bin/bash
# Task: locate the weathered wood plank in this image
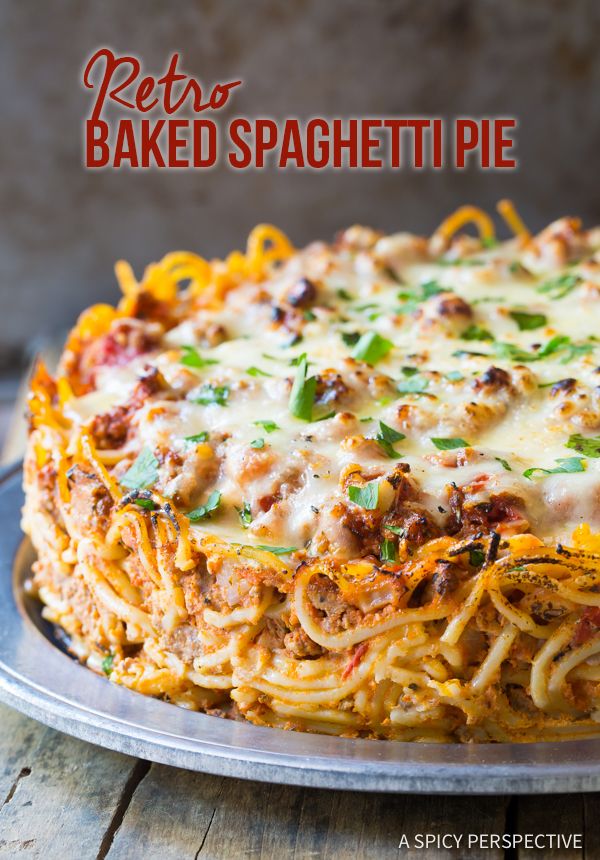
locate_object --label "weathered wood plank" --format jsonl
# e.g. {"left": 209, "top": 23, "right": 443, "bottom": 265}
{"left": 0, "top": 703, "right": 141, "bottom": 859}
{"left": 106, "top": 764, "right": 225, "bottom": 860}
{"left": 515, "top": 794, "right": 584, "bottom": 859}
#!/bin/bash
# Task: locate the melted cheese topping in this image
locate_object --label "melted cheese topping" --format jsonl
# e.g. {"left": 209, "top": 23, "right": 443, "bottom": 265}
{"left": 67, "top": 224, "right": 600, "bottom": 557}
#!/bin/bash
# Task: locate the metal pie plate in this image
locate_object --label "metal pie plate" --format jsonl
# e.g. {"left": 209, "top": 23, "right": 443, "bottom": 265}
{"left": 2, "top": 464, "right": 600, "bottom": 793}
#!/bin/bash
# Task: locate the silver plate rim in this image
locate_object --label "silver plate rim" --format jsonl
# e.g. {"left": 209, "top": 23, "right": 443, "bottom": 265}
{"left": 2, "top": 463, "right": 600, "bottom": 793}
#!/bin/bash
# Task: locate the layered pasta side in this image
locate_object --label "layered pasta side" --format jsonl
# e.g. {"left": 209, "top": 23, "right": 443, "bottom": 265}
{"left": 22, "top": 203, "right": 600, "bottom": 742}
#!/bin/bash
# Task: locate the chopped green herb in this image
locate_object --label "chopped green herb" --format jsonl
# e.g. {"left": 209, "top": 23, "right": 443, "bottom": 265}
{"left": 187, "top": 490, "right": 222, "bottom": 521}
{"left": 397, "top": 376, "right": 429, "bottom": 395}
{"left": 385, "top": 525, "right": 406, "bottom": 538}
{"left": 446, "top": 370, "right": 464, "bottom": 381}
{"left": 494, "top": 335, "right": 574, "bottom": 364}
{"left": 121, "top": 448, "right": 159, "bottom": 490}
{"left": 436, "top": 257, "right": 484, "bottom": 267}
{"left": 180, "top": 345, "right": 219, "bottom": 368}
{"left": 246, "top": 366, "right": 273, "bottom": 377}
{"left": 348, "top": 480, "right": 379, "bottom": 510}
{"left": 254, "top": 545, "right": 298, "bottom": 556}
{"left": 560, "top": 342, "right": 594, "bottom": 364}
{"left": 101, "top": 654, "right": 114, "bottom": 676}
{"left": 303, "top": 309, "right": 317, "bottom": 321}
{"left": 192, "top": 384, "right": 230, "bottom": 406}
{"left": 184, "top": 431, "right": 209, "bottom": 444}
{"left": 237, "top": 502, "right": 252, "bottom": 527}
{"left": 351, "top": 331, "right": 393, "bottom": 365}
{"left": 523, "top": 457, "right": 586, "bottom": 480}
{"left": 537, "top": 273, "right": 582, "bottom": 300}
{"left": 431, "top": 437, "right": 470, "bottom": 450}
{"left": 495, "top": 457, "right": 512, "bottom": 471}
{"left": 337, "top": 288, "right": 353, "bottom": 300}
{"left": 462, "top": 325, "right": 494, "bottom": 342}
{"left": 314, "top": 410, "right": 336, "bottom": 422}
{"left": 341, "top": 331, "right": 361, "bottom": 347}
{"left": 401, "top": 366, "right": 419, "bottom": 377}
{"left": 481, "top": 236, "right": 499, "bottom": 249}
{"left": 420, "top": 280, "right": 445, "bottom": 298}
{"left": 375, "top": 421, "right": 406, "bottom": 458}
{"left": 250, "top": 438, "right": 265, "bottom": 449}
{"left": 134, "top": 498, "right": 156, "bottom": 510}
{"left": 452, "top": 349, "right": 489, "bottom": 358}
{"left": 469, "top": 548, "right": 485, "bottom": 567}
{"left": 253, "top": 420, "right": 279, "bottom": 433}
{"left": 565, "top": 434, "right": 600, "bottom": 458}
{"left": 509, "top": 311, "right": 547, "bottom": 331}
{"left": 380, "top": 538, "right": 396, "bottom": 563}
{"left": 289, "top": 355, "right": 316, "bottom": 421}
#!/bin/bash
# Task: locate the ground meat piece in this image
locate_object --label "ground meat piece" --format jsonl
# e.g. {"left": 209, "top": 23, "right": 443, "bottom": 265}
{"left": 473, "top": 366, "right": 511, "bottom": 391}
{"left": 307, "top": 575, "right": 362, "bottom": 634}
{"left": 572, "top": 607, "right": 600, "bottom": 646}
{"left": 431, "top": 561, "right": 460, "bottom": 597}
{"left": 286, "top": 278, "right": 317, "bottom": 307}
{"left": 66, "top": 466, "right": 114, "bottom": 535}
{"left": 91, "top": 367, "right": 167, "bottom": 449}
{"left": 284, "top": 627, "right": 324, "bottom": 658}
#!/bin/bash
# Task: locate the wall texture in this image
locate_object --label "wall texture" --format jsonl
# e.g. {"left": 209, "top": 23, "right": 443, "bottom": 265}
{"left": 1, "top": 0, "right": 599, "bottom": 366}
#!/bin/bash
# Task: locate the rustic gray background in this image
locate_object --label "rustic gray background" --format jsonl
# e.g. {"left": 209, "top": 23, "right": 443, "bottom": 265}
{"left": 1, "top": 0, "right": 599, "bottom": 369}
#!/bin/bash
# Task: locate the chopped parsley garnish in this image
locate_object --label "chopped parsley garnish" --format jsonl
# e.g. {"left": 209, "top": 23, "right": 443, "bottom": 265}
{"left": 134, "top": 498, "right": 156, "bottom": 510}
{"left": 431, "top": 437, "right": 470, "bottom": 450}
{"left": 493, "top": 335, "right": 588, "bottom": 364}
{"left": 469, "top": 548, "right": 485, "bottom": 567}
{"left": 380, "top": 538, "right": 396, "bottom": 563}
{"left": 121, "top": 448, "right": 159, "bottom": 490}
{"left": 565, "top": 434, "right": 600, "bottom": 458}
{"left": 375, "top": 421, "right": 406, "bottom": 458}
{"left": 253, "top": 420, "right": 279, "bottom": 433}
{"left": 452, "top": 349, "right": 489, "bottom": 358}
{"left": 341, "top": 331, "right": 361, "bottom": 347}
{"left": 436, "top": 257, "right": 484, "bottom": 267}
{"left": 385, "top": 525, "right": 406, "bottom": 538}
{"left": 348, "top": 480, "right": 379, "bottom": 510}
{"left": 101, "top": 654, "right": 114, "bottom": 676}
{"left": 397, "top": 376, "right": 429, "bottom": 395}
{"left": 192, "top": 384, "right": 230, "bottom": 406}
{"left": 237, "top": 502, "right": 252, "bottom": 527}
{"left": 303, "top": 309, "right": 317, "bottom": 321}
{"left": 481, "top": 236, "right": 499, "bottom": 249}
{"left": 246, "top": 366, "right": 273, "bottom": 377}
{"left": 289, "top": 354, "right": 316, "bottom": 421}
{"left": 420, "top": 279, "right": 445, "bottom": 298}
{"left": 254, "top": 545, "right": 298, "bottom": 555}
{"left": 184, "top": 431, "right": 209, "bottom": 444}
{"left": 537, "top": 273, "right": 582, "bottom": 300}
{"left": 401, "top": 366, "right": 419, "bottom": 377}
{"left": 509, "top": 311, "right": 547, "bottom": 331}
{"left": 337, "top": 288, "right": 353, "bottom": 300}
{"left": 446, "top": 370, "right": 464, "bottom": 381}
{"left": 462, "top": 325, "right": 494, "bottom": 342}
{"left": 495, "top": 457, "right": 512, "bottom": 471}
{"left": 180, "top": 345, "right": 218, "bottom": 368}
{"left": 187, "top": 490, "right": 222, "bottom": 521}
{"left": 250, "top": 438, "right": 265, "bottom": 449}
{"left": 523, "top": 457, "right": 586, "bottom": 480}
{"left": 351, "top": 331, "right": 393, "bottom": 365}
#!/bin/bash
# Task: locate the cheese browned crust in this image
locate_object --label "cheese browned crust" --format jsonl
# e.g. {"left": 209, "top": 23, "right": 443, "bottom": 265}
{"left": 22, "top": 207, "right": 600, "bottom": 742}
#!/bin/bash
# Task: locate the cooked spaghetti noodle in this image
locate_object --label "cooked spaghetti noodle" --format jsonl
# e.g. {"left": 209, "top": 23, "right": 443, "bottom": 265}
{"left": 23, "top": 206, "right": 600, "bottom": 741}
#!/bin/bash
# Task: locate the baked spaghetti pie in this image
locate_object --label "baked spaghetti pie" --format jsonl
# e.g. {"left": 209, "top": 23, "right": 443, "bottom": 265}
{"left": 23, "top": 203, "right": 600, "bottom": 742}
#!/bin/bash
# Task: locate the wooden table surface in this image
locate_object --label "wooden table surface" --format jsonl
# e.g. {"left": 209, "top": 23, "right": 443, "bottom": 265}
{"left": 1, "top": 376, "right": 599, "bottom": 859}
